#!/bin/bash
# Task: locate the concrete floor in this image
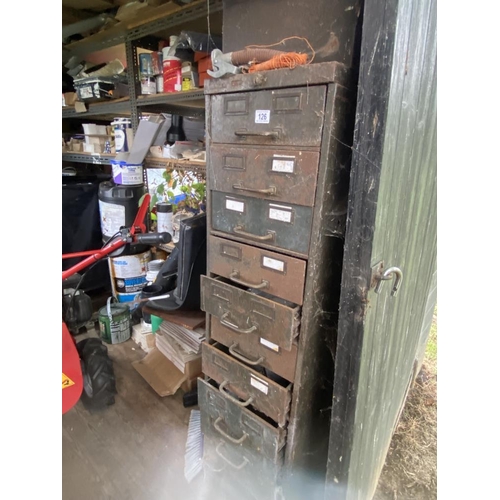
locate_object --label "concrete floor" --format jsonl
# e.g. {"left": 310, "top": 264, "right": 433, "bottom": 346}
{"left": 62, "top": 331, "right": 203, "bottom": 500}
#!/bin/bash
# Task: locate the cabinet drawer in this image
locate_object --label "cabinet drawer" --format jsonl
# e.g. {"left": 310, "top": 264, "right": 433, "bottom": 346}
{"left": 203, "top": 435, "right": 281, "bottom": 500}
{"left": 210, "top": 86, "right": 326, "bottom": 147}
{"left": 204, "top": 436, "right": 281, "bottom": 497}
{"left": 210, "top": 317, "right": 298, "bottom": 382}
{"left": 211, "top": 191, "right": 313, "bottom": 257}
{"left": 198, "top": 378, "right": 286, "bottom": 463}
{"left": 201, "top": 275, "right": 300, "bottom": 351}
{"left": 202, "top": 342, "right": 292, "bottom": 427}
{"left": 209, "top": 145, "right": 320, "bottom": 207}
{"left": 207, "top": 235, "right": 307, "bottom": 305}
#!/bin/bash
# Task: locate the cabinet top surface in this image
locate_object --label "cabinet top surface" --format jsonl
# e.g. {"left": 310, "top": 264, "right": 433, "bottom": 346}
{"left": 204, "top": 61, "right": 352, "bottom": 95}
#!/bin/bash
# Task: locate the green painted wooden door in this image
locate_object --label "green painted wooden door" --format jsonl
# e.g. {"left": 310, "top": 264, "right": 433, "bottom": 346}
{"left": 326, "top": 0, "right": 437, "bottom": 498}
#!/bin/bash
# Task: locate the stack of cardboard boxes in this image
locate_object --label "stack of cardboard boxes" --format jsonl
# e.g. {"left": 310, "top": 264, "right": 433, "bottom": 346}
{"left": 195, "top": 51, "right": 212, "bottom": 88}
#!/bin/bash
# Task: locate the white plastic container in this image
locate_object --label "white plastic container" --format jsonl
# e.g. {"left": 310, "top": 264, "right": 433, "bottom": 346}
{"left": 111, "top": 118, "right": 133, "bottom": 153}
{"left": 111, "top": 160, "right": 143, "bottom": 186}
{"left": 156, "top": 202, "right": 173, "bottom": 236}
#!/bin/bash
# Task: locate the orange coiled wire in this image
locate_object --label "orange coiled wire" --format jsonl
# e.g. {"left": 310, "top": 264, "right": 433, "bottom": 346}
{"left": 248, "top": 52, "right": 309, "bottom": 73}
{"left": 246, "top": 36, "right": 315, "bottom": 73}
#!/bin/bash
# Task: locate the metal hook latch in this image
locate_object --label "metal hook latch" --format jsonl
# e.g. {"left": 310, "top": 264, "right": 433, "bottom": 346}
{"left": 374, "top": 266, "right": 403, "bottom": 297}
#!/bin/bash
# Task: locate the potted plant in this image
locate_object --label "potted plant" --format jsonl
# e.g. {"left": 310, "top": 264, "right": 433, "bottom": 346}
{"left": 141, "top": 169, "right": 206, "bottom": 228}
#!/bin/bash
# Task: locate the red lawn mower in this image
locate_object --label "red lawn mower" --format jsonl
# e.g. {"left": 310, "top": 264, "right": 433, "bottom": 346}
{"left": 62, "top": 194, "right": 170, "bottom": 414}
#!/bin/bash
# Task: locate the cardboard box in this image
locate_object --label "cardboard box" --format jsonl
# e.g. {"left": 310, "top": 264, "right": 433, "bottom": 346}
{"left": 63, "top": 92, "right": 77, "bottom": 107}
{"left": 197, "top": 56, "right": 212, "bottom": 74}
{"left": 194, "top": 51, "right": 210, "bottom": 62}
{"left": 131, "top": 322, "right": 155, "bottom": 353}
{"left": 198, "top": 72, "right": 211, "bottom": 87}
{"left": 132, "top": 348, "right": 202, "bottom": 397}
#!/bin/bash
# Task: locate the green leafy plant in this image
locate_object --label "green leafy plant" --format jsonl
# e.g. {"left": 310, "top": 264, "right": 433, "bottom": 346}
{"left": 139, "top": 169, "right": 206, "bottom": 215}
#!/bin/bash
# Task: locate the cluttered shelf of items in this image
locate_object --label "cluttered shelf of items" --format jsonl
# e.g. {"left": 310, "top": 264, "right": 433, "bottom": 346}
{"left": 62, "top": 9, "right": 220, "bottom": 400}
{"left": 62, "top": 0, "right": 223, "bottom": 58}
{"left": 62, "top": 109, "right": 208, "bottom": 398}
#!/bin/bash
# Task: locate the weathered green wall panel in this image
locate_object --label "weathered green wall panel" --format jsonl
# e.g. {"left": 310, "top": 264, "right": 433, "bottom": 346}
{"left": 326, "top": 0, "right": 437, "bottom": 498}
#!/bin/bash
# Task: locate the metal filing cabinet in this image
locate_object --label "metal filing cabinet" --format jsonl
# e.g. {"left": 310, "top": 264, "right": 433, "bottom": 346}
{"left": 199, "top": 62, "right": 355, "bottom": 500}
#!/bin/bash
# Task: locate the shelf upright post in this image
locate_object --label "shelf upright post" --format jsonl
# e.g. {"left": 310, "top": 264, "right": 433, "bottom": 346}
{"left": 125, "top": 39, "right": 141, "bottom": 133}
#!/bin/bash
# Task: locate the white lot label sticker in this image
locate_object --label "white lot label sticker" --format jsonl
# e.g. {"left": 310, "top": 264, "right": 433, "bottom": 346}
{"left": 225, "top": 198, "right": 245, "bottom": 212}
{"left": 255, "top": 110, "right": 270, "bottom": 124}
{"left": 262, "top": 256, "right": 285, "bottom": 272}
{"left": 269, "top": 204, "right": 293, "bottom": 223}
{"left": 260, "top": 337, "right": 280, "bottom": 352}
{"left": 250, "top": 374, "right": 269, "bottom": 395}
{"left": 272, "top": 159, "right": 295, "bottom": 173}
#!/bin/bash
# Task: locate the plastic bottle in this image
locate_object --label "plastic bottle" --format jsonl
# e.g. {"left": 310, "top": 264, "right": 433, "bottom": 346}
{"left": 156, "top": 202, "right": 173, "bottom": 236}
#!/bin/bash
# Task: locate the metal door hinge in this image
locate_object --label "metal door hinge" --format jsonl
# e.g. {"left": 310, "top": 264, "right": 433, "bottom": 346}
{"left": 371, "top": 261, "right": 403, "bottom": 297}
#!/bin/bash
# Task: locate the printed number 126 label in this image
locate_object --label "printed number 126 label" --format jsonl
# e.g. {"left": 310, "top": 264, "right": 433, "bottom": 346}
{"left": 255, "top": 110, "right": 270, "bottom": 124}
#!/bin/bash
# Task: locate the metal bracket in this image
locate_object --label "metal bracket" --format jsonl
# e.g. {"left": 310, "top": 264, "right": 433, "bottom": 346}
{"left": 208, "top": 49, "right": 242, "bottom": 78}
{"left": 371, "top": 261, "right": 404, "bottom": 297}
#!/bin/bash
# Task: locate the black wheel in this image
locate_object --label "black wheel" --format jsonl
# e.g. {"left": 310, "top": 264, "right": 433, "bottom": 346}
{"left": 76, "top": 338, "right": 117, "bottom": 411}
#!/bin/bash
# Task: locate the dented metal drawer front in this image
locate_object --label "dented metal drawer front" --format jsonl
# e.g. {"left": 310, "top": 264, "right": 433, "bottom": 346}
{"left": 207, "top": 235, "right": 307, "bottom": 305}
{"left": 212, "top": 191, "right": 313, "bottom": 256}
{"left": 198, "top": 378, "right": 286, "bottom": 463}
{"left": 209, "top": 145, "right": 320, "bottom": 207}
{"left": 210, "top": 317, "right": 298, "bottom": 382}
{"left": 203, "top": 434, "right": 282, "bottom": 500}
{"left": 202, "top": 343, "right": 292, "bottom": 427}
{"left": 210, "top": 86, "right": 327, "bottom": 147}
{"left": 201, "top": 275, "right": 301, "bottom": 351}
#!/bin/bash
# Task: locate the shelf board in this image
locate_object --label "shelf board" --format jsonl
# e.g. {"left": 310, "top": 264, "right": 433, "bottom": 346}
{"left": 61, "top": 153, "right": 206, "bottom": 172}
{"left": 62, "top": 152, "right": 114, "bottom": 165}
{"left": 136, "top": 89, "right": 205, "bottom": 107}
{"left": 62, "top": 89, "right": 206, "bottom": 120}
{"left": 62, "top": 97, "right": 130, "bottom": 119}
{"left": 144, "top": 157, "right": 206, "bottom": 172}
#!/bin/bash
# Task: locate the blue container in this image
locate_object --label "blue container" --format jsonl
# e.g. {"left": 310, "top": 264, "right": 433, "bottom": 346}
{"left": 139, "top": 53, "right": 153, "bottom": 75}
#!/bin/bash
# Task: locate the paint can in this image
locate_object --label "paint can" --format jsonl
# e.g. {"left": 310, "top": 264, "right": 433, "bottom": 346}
{"left": 162, "top": 54, "right": 182, "bottom": 92}
{"left": 108, "top": 249, "right": 152, "bottom": 297}
{"left": 98, "top": 297, "right": 131, "bottom": 344}
{"left": 151, "top": 52, "right": 163, "bottom": 75}
{"left": 111, "top": 160, "right": 143, "bottom": 186}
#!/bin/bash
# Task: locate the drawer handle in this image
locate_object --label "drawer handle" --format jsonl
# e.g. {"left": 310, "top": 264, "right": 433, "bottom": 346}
{"left": 216, "top": 442, "right": 250, "bottom": 470}
{"left": 229, "top": 343, "right": 265, "bottom": 366}
{"left": 214, "top": 416, "right": 249, "bottom": 444}
{"left": 220, "top": 312, "right": 257, "bottom": 334}
{"left": 219, "top": 380, "right": 255, "bottom": 407}
{"left": 229, "top": 270, "right": 269, "bottom": 290}
{"left": 233, "top": 225, "right": 275, "bottom": 242}
{"left": 234, "top": 129, "right": 280, "bottom": 139}
{"left": 233, "top": 183, "right": 277, "bottom": 195}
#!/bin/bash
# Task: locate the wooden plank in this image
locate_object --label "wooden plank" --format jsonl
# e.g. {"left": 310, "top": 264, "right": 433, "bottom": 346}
{"left": 62, "top": 0, "right": 114, "bottom": 12}
{"left": 142, "top": 307, "right": 206, "bottom": 330}
{"left": 64, "top": 1, "right": 186, "bottom": 53}
{"left": 62, "top": 6, "right": 97, "bottom": 25}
